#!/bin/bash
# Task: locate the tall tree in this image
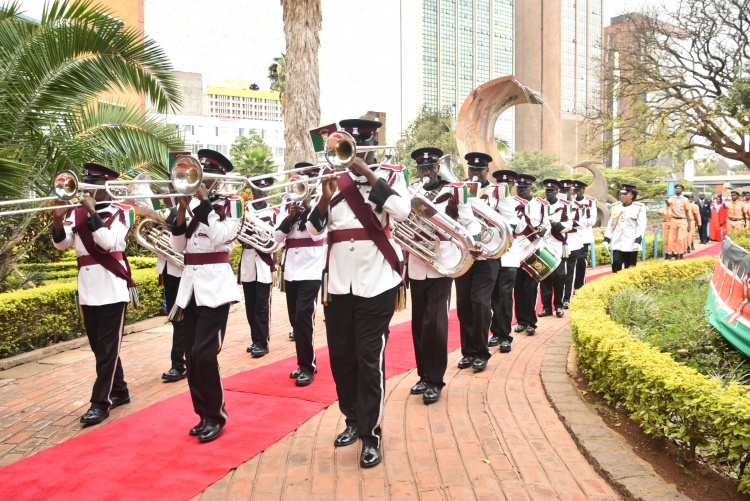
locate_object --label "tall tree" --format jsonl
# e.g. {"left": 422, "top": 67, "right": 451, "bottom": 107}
{"left": 592, "top": 1, "right": 750, "bottom": 168}
{"left": 267, "top": 53, "right": 287, "bottom": 98}
{"left": 0, "top": 0, "right": 183, "bottom": 288}
{"left": 280, "top": 1, "right": 321, "bottom": 168}
{"left": 229, "top": 131, "right": 275, "bottom": 177}
{"left": 396, "top": 107, "right": 458, "bottom": 179}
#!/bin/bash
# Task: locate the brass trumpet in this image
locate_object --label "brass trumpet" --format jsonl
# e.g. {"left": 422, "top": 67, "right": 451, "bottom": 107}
{"left": 0, "top": 171, "right": 103, "bottom": 217}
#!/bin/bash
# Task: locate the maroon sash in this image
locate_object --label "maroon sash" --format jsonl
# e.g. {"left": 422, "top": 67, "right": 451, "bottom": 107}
{"left": 337, "top": 174, "right": 403, "bottom": 277}
{"left": 71, "top": 207, "right": 135, "bottom": 288}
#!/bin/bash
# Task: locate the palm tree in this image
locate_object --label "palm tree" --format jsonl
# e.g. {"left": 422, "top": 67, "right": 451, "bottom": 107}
{"left": 280, "top": 0, "right": 321, "bottom": 168}
{"left": 0, "top": 0, "right": 184, "bottom": 286}
{"left": 268, "top": 53, "right": 286, "bottom": 98}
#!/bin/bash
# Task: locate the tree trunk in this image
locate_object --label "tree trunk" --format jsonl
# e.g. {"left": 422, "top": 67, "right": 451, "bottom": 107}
{"left": 281, "top": 0, "right": 322, "bottom": 169}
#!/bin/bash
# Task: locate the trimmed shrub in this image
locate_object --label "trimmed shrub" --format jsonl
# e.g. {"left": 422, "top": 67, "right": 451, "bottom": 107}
{"left": 569, "top": 257, "right": 750, "bottom": 492}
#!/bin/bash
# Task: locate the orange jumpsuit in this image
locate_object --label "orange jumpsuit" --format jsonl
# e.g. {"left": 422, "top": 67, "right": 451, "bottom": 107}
{"left": 726, "top": 199, "right": 745, "bottom": 234}
{"left": 662, "top": 195, "right": 693, "bottom": 257}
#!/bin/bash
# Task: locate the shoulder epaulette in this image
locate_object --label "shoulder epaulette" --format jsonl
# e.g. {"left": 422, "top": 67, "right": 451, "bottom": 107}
{"left": 536, "top": 198, "right": 550, "bottom": 206}
{"left": 379, "top": 164, "right": 405, "bottom": 172}
{"left": 514, "top": 196, "right": 529, "bottom": 204}
{"left": 585, "top": 196, "right": 597, "bottom": 201}
{"left": 446, "top": 182, "right": 464, "bottom": 187}
{"left": 112, "top": 202, "right": 132, "bottom": 211}
{"left": 611, "top": 202, "right": 622, "bottom": 207}
{"left": 272, "top": 207, "right": 280, "bottom": 214}
{"left": 560, "top": 199, "right": 571, "bottom": 205}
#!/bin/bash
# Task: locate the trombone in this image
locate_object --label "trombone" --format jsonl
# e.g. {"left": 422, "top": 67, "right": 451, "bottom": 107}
{"left": 0, "top": 171, "right": 103, "bottom": 217}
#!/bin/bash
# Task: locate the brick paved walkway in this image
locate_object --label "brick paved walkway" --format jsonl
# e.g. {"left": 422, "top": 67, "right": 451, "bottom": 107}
{"left": 0, "top": 284, "right": 620, "bottom": 500}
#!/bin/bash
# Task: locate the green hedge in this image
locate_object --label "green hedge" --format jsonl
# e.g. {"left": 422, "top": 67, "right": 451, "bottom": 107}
{"left": 0, "top": 267, "right": 163, "bottom": 358}
{"left": 15, "top": 257, "right": 158, "bottom": 288}
{"left": 569, "top": 257, "right": 750, "bottom": 493}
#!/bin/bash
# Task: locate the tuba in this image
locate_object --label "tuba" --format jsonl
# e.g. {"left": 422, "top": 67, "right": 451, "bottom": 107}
{"left": 468, "top": 196, "right": 513, "bottom": 259}
{"left": 236, "top": 202, "right": 283, "bottom": 254}
{"left": 393, "top": 180, "right": 476, "bottom": 278}
{"left": 136, "top": 217, "right": 185, "bottom": 269}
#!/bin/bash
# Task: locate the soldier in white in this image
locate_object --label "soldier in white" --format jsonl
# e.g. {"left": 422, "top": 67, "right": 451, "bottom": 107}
{"left": 52, "top": 163, "right": 134, "bottom": 426}
{"left": 275, "top": 162, "right": 327, "bottom": 387}
{"left": 603, "top": 183, "right": 648, "bottom": 273}
{"left": 307, "top": 118, "right": 409, "bottom": 469}
{"left": 559, "top": 180, "right": 585, "bottom": 308}
{"left": 170, "top": 149, "right": 242, "bottom": 443}
{"left": 487, "top": 170, "right": 527, "bottom": 354}
{"left": 572, "top": 181, "right": 597, "bottom": 291}
{"left": 513, "top": 174, "right": 548, "bottom": 336}
{"left": 239, "top": 177, "right": 279, "bottom": 358}
{"left": 407, "top": 147, "right": 482, "bottom": 405}
{"left": 538, "top": 179, "right": 574, "bottom": 319}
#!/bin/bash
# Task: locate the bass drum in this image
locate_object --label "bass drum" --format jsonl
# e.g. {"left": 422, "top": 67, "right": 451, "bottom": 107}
{"left": 519, "top": 238, "right": 561, "bottom": 282}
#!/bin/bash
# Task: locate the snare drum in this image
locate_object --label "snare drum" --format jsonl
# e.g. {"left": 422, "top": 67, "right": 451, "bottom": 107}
{"left": 519, "top": 238, "right": 561, "bottom": 282}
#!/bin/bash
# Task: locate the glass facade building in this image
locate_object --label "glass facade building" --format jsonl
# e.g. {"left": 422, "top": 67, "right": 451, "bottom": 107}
{"left": 421, "top": 0, "right": 514, "bottom": 146}
{"left": 561, "top": 0, "right": 602, "bottom": 115}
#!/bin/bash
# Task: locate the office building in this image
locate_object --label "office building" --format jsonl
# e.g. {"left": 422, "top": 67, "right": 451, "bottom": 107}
{"left": 205, "top": 81, "right": 282, "bottom": 122}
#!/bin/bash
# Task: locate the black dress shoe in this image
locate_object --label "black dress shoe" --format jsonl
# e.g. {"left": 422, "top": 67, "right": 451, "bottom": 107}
{"left": 555, "top": 308, "right": 564, "bottom": 318}
{"left": 360, "top": 445, "right": 382, "bottom": 468}
{"left": 162, "top": 368, "right": 186, "bottom": 382}
{"left": 410, "top": 380, "right": 428, "bottom": 394}
{"left": 110, "top": 395, "right": 130, "bottom": 409}
{"left": 423, "top": 385, "right": 441, "bottom": 404}
{"left": 472, "top": 358, "right": 488, "bottom": 371}
{"left": 538, "top": 309, "right": 553, "bottom": 317}
{"left": 80, "top": 408, "right": 109, "bottom": 425}
{"left": 526, "top": 326, "right": 536, "bottom": 336}
{"left": 562, "top": 301, "right": 570, "bottom": 309}
{"left": 334, "top": 426, "right": 358, "bottom": 447}
{"left": 251, "top": 346, "right": 269, "bottom": 358}
{"left": 246, "top": 343, "right": 258, "bottom": 353}
{"left": 499, "top": 340, "right": 512, "bottom": 353}
{"left": 290, "top": 367, "right": 318, "bottom": 378}
{"left": 514, "top": 324, "right": 527, "bottom": 333}
{"left": 198, "top": 422, "right": 224, "bottom": 443}
{"left": 295, "top": 371, "right": 314, "bottom": 387}
{"left": 488, "top": 336, "right": 500, "bottom": 347}
{"left": 289, "top": 331, "right": 295, "bottom": 341}
{"left": 457, "top": 356, "right": 474, "bottom": 369}
{"left": 189, "top": 420, "right": 206, "bottom": 436}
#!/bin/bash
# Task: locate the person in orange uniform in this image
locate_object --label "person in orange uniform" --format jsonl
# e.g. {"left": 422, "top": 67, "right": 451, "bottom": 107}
{"left": 661, "top": 184, "right": 693, "bottom": 260}
{"left": 744, "top": 192, "right": 750, "bottom": 229}
{"left": 686, "top": 194, "right": 701, "bottom": 251}
{"left": 725, "top": 191, "right": 745, "bottom": 235}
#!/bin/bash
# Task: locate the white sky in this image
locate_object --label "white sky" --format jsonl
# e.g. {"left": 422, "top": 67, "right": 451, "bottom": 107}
{"left": 17, "top": 0, "right": 668, "bottom": 138}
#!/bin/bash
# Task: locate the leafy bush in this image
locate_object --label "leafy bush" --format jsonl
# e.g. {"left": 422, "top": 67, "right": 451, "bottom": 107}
{"left": 569, "top": 257, "right": 750, "bottom": 492}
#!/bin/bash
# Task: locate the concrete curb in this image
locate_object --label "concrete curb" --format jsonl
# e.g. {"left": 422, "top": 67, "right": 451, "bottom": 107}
{"left": 540, "top": 327, "right": 691, "bottom": 501}
{"left": 0, "top": 303, "right": 243, "bottom": 372}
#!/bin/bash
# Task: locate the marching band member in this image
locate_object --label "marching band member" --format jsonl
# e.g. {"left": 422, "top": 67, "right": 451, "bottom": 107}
{"left": 275, "top": 162, "right": 327, "bottom": 387}
{"left": 513, "top": 174, "right": 547, "bottom": 336}
{"left": 489, "top": 170, "right": 526, "bottom": 353}
{"left": 559, "top": 180, "right": 584, "bottom": 308}
{"left": 572, "top": 181, "right": 596, "bottom": 292}
{"left": 538, "top": 179, "right": 573, "bottom": 319}
{"left": 455, "top": 152, "right": 499, "bottom": 372}
{"left": 407, "top": 147, "right": 482, "bottom": 404}
{"left": 307, "top": 118, "right": 409, "bottom": 468}
{"left": 239, "top": 176, "right": 279, "bottom": 358}
{"left": 170, "top": 149, "right": 243, "bottom": 443}
{"left": 603, "top": 184, "right": 647, "bottom": 273}
{"left": 52, "top": 163, "right": 135, "bottom": 425}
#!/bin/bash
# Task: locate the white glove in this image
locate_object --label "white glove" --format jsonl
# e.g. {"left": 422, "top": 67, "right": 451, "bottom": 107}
{"left": 602, "top": 241, "right": 610, "bottom": 252}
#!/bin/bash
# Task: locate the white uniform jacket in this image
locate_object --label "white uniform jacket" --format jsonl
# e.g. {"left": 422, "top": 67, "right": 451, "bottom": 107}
{"left": 308, "top": 164, "right": 410, "bottom": 298}
{"left": 156, "top": 207, "right": 183, "bottom": 278}
{"left": 171, "top": 196, "right": 242, "bottom": 308}
{"left": 239, "top": 202, "right": 279, "bottom": 284}
{"left": 475, "top": 182, "right": 526, "bottom": 267}
{"left": 604, "top": 202, "right": 648, "bottom": 252}
{"left": 275, "top": 207, "right": 327, "bottom": 282}
{"left": 576, "top": 196, "right": 597, "bottom": 244}
{"left": 408, "top": 181, "right": 482, "bottom": 280}
{"left": 52, "top": 202, "right": 134, "bottom": 306}
{"left": 542, "top": 198, "right": 575, "bottom": 256}
{"left": 513, "top": 196, "right": 549, "bottom": 261}
{"left": 564, "top": 199, "right": 585, "bottom": 253}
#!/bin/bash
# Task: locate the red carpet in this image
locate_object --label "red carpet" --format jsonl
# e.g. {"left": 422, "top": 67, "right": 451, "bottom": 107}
{"left": 0, "top": 310, "right": 463, "bottom": 500}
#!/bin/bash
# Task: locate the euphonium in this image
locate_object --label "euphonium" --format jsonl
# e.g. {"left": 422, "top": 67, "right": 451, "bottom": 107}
{"left": 136, "top": 217, "right": 185, "bottom": 269}
{"left": 393, "top": 181, "right": 476, "bottom": 278}
{"left": 468, "top": 197, "right": 513, "bottom": 259}
{"left": 236, "top": 204, "right": 283, "bottom": 254}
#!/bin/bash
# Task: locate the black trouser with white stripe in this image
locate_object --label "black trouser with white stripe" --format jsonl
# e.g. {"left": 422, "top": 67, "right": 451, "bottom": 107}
{"left": 81, "top": 302, "right": 129, "bottom": 411}
{"left": 163, "top": 272, "right": 186, "bottom": 373}
{"left": 410, "top": 277, "right": 452, "bottom": 388}
{"left": 285, "top": 279, "right": 320, "bottom": 374}
{"left": 563, "top": 249, "right": 581, "bottom": 303}
{"left": 491, "top": 265, "right": 517, "bottom": 342}
{"left": 574, "top": 243, "right": 590, "bottom": 290}
{"left": 242, "top": 281, "right": 271, "bottom": 349}
{"left": 324, "top": 286, "right": 398, "bottom": 448}
{"left": 182, "top": 295, "right": 229, "bottom": 426}
{"left": 514, "top": 268, "right": 539, "bottom": 328}
{"left": 540, "top": 258, "right": 566, "bottom": 311}
{"left": 456, "top": 259, "right": 499, "bottom": 361}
